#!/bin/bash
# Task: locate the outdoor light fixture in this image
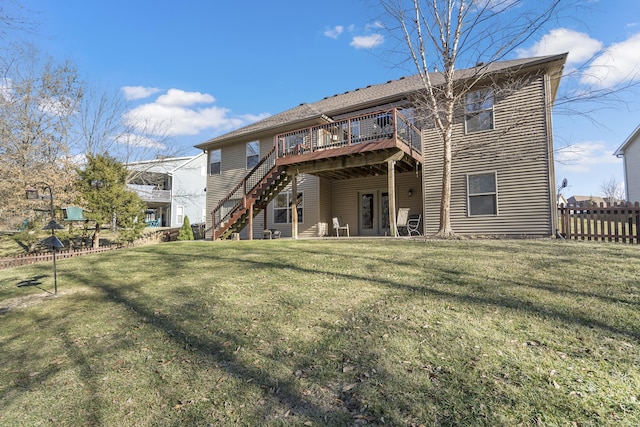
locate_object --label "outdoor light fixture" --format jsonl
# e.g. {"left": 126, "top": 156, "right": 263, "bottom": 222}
{"left": 408, "top": 189, "right": 413, "bottom": 197}
{"left": 26, "top": 182, "right": 65, "bottom": 295}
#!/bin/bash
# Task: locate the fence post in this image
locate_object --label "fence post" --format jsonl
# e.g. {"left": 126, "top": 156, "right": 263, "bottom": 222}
{"left": 636, "top": 202, "right": 640, "bottom": 244}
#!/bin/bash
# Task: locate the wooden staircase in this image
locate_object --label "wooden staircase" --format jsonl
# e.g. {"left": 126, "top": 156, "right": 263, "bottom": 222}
{"left": 211, "top": 147, "right": 290, "bottom": 240}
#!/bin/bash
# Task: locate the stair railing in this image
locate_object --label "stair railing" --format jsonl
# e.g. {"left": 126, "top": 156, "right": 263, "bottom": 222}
{"left": 211, "top": 146, "right": 278, "bottom": 239}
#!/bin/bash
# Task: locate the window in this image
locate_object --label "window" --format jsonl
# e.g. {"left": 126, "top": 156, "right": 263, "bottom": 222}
{"left": 221, "top": 198, "right": 240, "bottom": 220}
{"left": 209, "top": 149, "right": 221, "bottom": 175}
{"left": 465, "top": 89, "right": 494, "bottom": 133}
{"left": 246, "top": 141, "right": 259, "bottom": 169}
{"left": 176, "top": 205, "right": 185, "bottom": 225}
{"left": 467, "top": 172, "right": 498, "bottom": 216}
{"left": 274, "top": 191, "right": 303, "bottom": 224}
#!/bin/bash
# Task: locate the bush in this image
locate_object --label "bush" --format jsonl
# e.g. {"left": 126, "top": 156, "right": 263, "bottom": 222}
{"left": 177, "top": 216, "right": 194, "bottom": 241}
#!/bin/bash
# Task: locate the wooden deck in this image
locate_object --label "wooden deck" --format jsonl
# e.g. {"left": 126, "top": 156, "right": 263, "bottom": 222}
{"left": 275, "top": 108, "right": 422, "bottom": 179}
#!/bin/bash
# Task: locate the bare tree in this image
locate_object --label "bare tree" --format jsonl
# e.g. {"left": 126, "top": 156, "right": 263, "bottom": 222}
{"left": 379, "top": 0, "right": 569, "bottom": 236}
{"left": 0, "top": 43, "right": 82, "bottom": 211}
{"left": 0, "top": 0, "right": 37, "bottom": 41}
{"left": 600, "top": 176, "right": 625, "bottom": 204}
{"left": 72, "top": 83, "right": 182, "bottom": 186}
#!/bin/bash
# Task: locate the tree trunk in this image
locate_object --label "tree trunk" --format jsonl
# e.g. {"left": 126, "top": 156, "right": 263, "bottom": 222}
{"left": 436, "top": 96, "right": 456, "bottom": 238}
{"left": 92, "top": 223, "right": 101, "bottom": 248}
{"left": 436, "top": 136, "right": 454, "bottom": 237}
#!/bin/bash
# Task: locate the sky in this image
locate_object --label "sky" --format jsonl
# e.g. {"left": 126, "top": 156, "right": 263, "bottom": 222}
{"left": 4, "top": 0, "right": 640, "bottom": 199}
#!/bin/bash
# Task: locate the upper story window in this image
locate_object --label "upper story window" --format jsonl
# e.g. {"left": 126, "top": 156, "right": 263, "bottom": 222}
{"left": 465, "top": 89, "right": 494, "bottom": 133}
{"left": 246, "top": 141, "right": 259, "bottom": 169}
{"left": 467, "top": 172, "right": 498, "bottom": 216}
{"left": 209, "top": 149, "right": 221, "bottom": 175}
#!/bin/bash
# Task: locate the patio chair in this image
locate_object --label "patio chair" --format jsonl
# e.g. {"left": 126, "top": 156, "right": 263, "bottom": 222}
{"left": 406, "top": 214, "right": 422, "bottom": 237}
{"left": 396, "top": 208, "right": 410, "bottom": 237}
{"left": 332, "top": 217, "right": 349, "bottom": 237}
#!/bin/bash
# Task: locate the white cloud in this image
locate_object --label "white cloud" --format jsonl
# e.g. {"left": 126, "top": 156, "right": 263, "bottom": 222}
{"left": 364, "top": 21, "right": 384, "bottom": 32}
{"left": 123, "top": 88, "right": 269, "bottom": 137}
{"left": 580, "top": 32, "right": 640, "bottom": 88}
{"left": 517, "top": 28, "right": 602, "bottom": 66}
{"left": 121, "top": 86, "right": 162, "bottom": 101}
{"left": 155, "top": 88, "right": 215, "bottom": 106}
{"left": 555, "top": 141, "right": 620, "bottom": 172}
{"left": 324, "top": 25, "right": 344, "bottom": 39}
{"left": 350, "top": 34, "right": 384, "bottom": 49}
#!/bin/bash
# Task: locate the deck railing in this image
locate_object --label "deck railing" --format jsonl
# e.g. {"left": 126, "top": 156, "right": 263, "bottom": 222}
{"left": 127, "top": 184, "right": 171, "bottom": 203}
{"left": 276, "top": 108, "right": 421, "bottom": 159}
{"left": 557, "top": 202, "right": 640, "bottom": 243}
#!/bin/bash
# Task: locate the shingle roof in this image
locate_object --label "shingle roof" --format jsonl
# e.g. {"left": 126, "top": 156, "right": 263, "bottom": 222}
{"left": 196, "top": 54, "right": 566, "bottom": 149}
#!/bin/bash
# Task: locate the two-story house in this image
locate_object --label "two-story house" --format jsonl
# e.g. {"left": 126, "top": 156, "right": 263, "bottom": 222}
{"left": 127, "top": 154, "right": 207, "bottom": 228}
{"left": 196, "top": 54, "right": 566, "bottom": 239}
{"left": 614, "top": 124, "right": 640, "bottom": 203}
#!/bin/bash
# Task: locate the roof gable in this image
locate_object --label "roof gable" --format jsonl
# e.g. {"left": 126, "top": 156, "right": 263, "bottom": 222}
{"left": 614, "top": 124, "right": 640, "bottom": 156}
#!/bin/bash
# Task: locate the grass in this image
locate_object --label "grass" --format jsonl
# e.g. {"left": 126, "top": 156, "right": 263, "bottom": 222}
{"left": 0, "top": 238, "right": 639, "bottom": 426}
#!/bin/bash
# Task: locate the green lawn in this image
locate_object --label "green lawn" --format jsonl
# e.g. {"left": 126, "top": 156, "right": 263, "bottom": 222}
{"left": 1, "top": 239, "right": 639, "bottom": 426}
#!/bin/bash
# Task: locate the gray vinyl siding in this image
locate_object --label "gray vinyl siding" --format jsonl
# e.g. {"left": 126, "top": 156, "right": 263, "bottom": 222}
{"left": 331, "top": 172, "right": 423, "bottom": 236}
{"left": 318, "top": 177, "right": 333, "bottom": 236}
{"left": 205, "top": 137, "right": 271, "bottom": 238}
{"left": 264, "top": 174, "right": 320, "bottom": 238}
{"left": 424, "top": 75, "right": 554, "bottom": 235}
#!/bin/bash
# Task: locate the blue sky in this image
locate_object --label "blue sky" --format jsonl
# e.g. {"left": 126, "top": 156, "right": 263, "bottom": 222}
{"left": 6, "top": 0, "right": 640, "bottom": 199}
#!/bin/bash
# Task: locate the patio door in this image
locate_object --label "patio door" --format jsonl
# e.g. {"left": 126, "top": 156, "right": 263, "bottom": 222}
{"left": 358, "top": 190, "right": 390, "bottom": 236}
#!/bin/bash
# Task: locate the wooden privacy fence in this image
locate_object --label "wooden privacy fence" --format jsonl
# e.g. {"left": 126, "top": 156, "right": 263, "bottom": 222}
{"left": 557, "top": 202, "right": 640, "bottom": 244}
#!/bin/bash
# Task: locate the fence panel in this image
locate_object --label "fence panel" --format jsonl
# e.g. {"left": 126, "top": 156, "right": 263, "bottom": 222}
{"left": 0, "top": 245, "right": 124, "bottom": 270}
{"left": 558, "top": 202, "right": 640, "bottom": 244}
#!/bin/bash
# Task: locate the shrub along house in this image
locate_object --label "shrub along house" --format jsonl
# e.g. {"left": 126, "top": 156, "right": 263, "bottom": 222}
{"left": 196, "top": 54, "right": 566, "bottom": 240}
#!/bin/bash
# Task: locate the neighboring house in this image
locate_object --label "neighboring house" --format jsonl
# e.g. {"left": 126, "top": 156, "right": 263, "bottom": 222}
{"left": 557, "top": 194, "right": 568, "bottom": 206}
{"left": 196, "top": 54, "right": 567, "bottom": 239}
{"left": 614, "top": 124, "right": 640, "bottom": 203}
{"left": 567, "top": 195, "right": 624, "bottom": 207}
{"left": 567, "top": 195, "right": 606, "bottom": 206}
{"left": 127, "top": 153, "right": 207, "bottom": 227}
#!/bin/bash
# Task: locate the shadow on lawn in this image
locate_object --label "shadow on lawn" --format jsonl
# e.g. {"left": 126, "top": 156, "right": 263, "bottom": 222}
{"left": 3, "top": 241, "right": 637, "bottom": 425}
{"left": 219, "top": 242, "right": 640, "bottom": 343}
{"left": 50, "top": 256, "right": 361, "bottom": 425}
{"left": 16, "top": 275, "right": 48, "bottom": 290}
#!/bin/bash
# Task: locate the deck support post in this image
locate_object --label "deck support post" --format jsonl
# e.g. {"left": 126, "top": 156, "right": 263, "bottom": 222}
{"left": 388, "top": 160, "right": 397, "bottom": 237}
{"left": 291, "top": 173, "right": 299, "bottom": 239}
{"left": 248, "top": 202, "right": 254, "bottom": 240}
{"left": 264, "top": 207, "right": 268, "bottom": 238}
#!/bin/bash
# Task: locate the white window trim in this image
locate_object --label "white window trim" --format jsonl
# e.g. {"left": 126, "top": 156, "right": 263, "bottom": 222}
{"left": 246, "top": 141, "right": 259, "bottom": 170}
{"left": 176, "top": 205, "right": 185, "bottom": 225}
{"left": 467, "top": 171, "right": 498, "bottom": 217}
{"left": 464, "top": 89, "right": 494, "bottom": 134}
{"left": 209, "top": 149, "right": 221, "bottom": 175}
{"left": 273, "top": 191, "right": 304, "bottom": 224}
